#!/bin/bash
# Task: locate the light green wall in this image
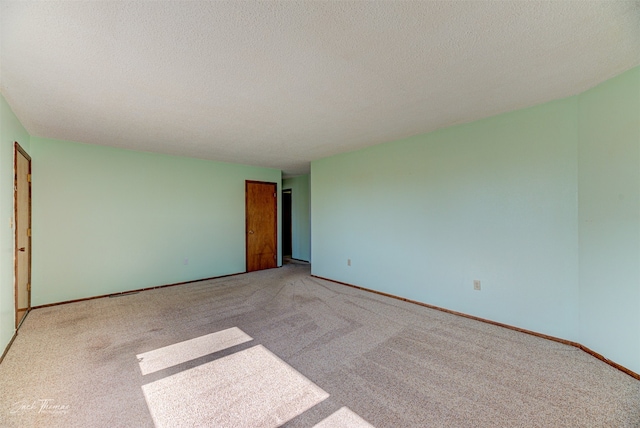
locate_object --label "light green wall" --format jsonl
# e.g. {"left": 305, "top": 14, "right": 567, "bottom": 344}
{"left": 0, "top": 93, "right": 31, "bottom": 355}
{"left": 578, "top": 68, "right": 640, "bottom": 372}
{"left": 30, "top": 137, "right": 281, "bottom": 305}
{"left": 312, "top": 66, "right": 640, "bottom": 374}
{"left": 283, "top": 175, "right": 311, "bottom": 262}
{"left": 312, "top": 97, "right": 580, "bottom": 340}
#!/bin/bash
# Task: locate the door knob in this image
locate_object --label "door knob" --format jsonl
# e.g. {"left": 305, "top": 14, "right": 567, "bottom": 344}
{"left": 18, "top": 247, "right": 25, "bottom": 252}
{"left": 248, "top": 230, "right": 254, "bottom": 234}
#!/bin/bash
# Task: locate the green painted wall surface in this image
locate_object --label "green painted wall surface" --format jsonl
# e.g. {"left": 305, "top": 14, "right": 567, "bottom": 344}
{"left": 312, "top": 66, "right": 640, "bottom": 374}
{"left": 312, "top": 98, "right": 580, "bottom": 340}
{"left": 0, "top": 94, "right": 31, "bottom": 354}
{"left": 283, "top": 175, "right": 311, "bottom": 261}
{"left": 578, "top": 67, "right": 640, "bottom": 372}
{"left": 30, "top": 138, "right": 281, "bottom": 305}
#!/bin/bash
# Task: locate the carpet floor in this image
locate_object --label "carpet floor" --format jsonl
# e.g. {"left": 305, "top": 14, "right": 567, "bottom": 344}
{"left": 0, "top": 264, "right": 638, "bottom": 427}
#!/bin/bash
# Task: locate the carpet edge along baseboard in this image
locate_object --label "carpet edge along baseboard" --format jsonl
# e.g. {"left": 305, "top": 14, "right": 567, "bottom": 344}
{"left": 30, "top": 272, "right": 247, "bottom": 309}
{"left": 13, "top": 270, "right": 639, "bottom": 382}
{"left": 311, "top": 275, "right": 640, "bottom": 382}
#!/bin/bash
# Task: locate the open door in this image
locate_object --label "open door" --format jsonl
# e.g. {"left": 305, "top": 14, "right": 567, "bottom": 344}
{"left": 14, "top": 142, "right": 31, "bottom": 328}
{"left": 246, "top": 181, "right": 277, "bottom": 272}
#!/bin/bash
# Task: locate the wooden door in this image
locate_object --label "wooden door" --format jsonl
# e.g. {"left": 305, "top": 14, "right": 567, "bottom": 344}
{"left": 246, "top": 181, "right": 277, "bottom": 272}
{"left": 14, "top": 143, "right": 31, "bottom": 328}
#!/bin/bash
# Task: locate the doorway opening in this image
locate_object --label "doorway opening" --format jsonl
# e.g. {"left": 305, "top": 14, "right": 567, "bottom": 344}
{"left": 282, "top": 189, "right": 292, "bottom": 258}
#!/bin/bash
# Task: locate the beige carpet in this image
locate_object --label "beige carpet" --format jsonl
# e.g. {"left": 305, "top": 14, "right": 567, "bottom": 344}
{"left": 315, "top": 407, "right": 374, "bottom": 427}
{"left": 0, "top": 263, "right": 638, "bottom": 427}
{"left": 137, "top": 326, "right": 253, "bottom": 375}
{"left": 143, "top": 344, "right": 328, "bottom": 427}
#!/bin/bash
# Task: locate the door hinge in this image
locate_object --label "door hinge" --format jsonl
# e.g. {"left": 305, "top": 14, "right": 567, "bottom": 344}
{"left": 27, "top": 283, "right": 31, "bottom": 292}
{"left": 274, "top": 255, "right": 276, "bottom": 259}
{"left": 274, "top": 192, "right": 276, "bottom": 197}
{"left": 27, "top": 173, "right": 31, "bottom": 182}
{"left": 27, "top": 228, "right": 31, "bottom": 237}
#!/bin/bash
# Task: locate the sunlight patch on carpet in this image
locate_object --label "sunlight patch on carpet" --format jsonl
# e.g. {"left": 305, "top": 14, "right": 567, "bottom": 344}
{"left": 142, "top": 344, "right": 329, "bottom": 427}
{"left": 314, "top": 407, "right": 375, "bottom": 427}
{"left": 137, "top": 327, "right": 253, "bottom": 375}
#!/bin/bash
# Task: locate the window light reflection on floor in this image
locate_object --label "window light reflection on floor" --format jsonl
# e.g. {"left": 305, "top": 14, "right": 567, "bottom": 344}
{"left": 142, "top": 344, "right": 329, "bottom": 428}
{"left": 313, "top": 406, "right": 375, "bottom": 428}
{"left": 137, "top": 327, "right": 253, "bottom": 375}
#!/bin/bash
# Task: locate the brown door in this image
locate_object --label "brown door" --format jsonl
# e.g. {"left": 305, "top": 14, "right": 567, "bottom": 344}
{"left": 14, "top": 142, "right": 31, "bottom": 328}
{"left": 246, "top": 181, "right": 277, "bottom": 272}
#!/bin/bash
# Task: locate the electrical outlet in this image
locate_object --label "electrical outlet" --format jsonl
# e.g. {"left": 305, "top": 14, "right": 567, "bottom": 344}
{"left": 473, "top": 280, "right": 481, "bottom": 291}
{"left": 347, "top": 259, "right": 351, "bottom": 267}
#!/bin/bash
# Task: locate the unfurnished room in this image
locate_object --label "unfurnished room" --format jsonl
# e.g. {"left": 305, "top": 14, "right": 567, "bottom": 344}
{"left": 0, "top": 1, "right": 639, "bottom": 427}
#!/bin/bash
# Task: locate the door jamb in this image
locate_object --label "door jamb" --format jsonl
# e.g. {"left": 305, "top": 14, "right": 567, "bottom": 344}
{"left": 14, "top": 142, "right": 32, "bottom": 329}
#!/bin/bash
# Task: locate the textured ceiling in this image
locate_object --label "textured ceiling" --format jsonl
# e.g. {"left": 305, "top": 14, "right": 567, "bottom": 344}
{"left": 1, "top": 1, "right": 639, "bottom": 176}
